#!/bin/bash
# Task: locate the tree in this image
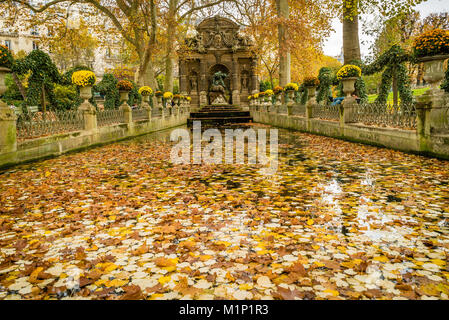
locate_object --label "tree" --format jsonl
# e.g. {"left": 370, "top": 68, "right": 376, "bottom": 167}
{"left": 276, "top": 0, "right": 290, "bottom": 86}
{"left": 12, "top": 49, "right": 61, "bottom": 111}
{"left": 340, "top": 0, "right": 429, "bottom": 64}
{"left": 221, "top": 0, "right": 333, "bottom": 85}
{"left": 41, "top": 18, "right": 98, "bottom": 71}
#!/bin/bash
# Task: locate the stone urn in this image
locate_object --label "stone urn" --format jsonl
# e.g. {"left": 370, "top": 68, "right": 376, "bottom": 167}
{"left": 420, "top": 55, "right": 449, "bottom": 90}
{"left": 275, "top": 93, "right": 282, "bottom": 107}
{"left": 0, "top": 67, "right": 10, "bottom": 98}
{"left": 119, "top": 90, "right": 130, "bottom": 106}
{"left": 0, "top": 67, "right": 14, "bottom": 114}
{"left": 341, "top": 77, "right": 357, "bottom": 98}
{"left": 286, "top": 90, "right": 295, "bottom": 103}
{"left": 79, "top": 86, "right": 92, "bottom": 101}
{"left": 306, "top": 86, "right": 317, "bottom": 100}
{"left": 78, "top": 85, "right": 96, "bottom": 113}
{"left": 156, "top": 95, "right": 163, "bottom": 109}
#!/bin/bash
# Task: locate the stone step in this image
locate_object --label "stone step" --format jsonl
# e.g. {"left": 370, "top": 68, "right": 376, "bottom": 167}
{"left": 190, "top": 111, "right": 250, "bottom": 118}
{"left": 187, "top": 116, "right": 253, "bottom": 125}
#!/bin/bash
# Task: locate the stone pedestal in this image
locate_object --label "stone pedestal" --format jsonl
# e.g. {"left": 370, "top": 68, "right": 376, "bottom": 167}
{"left": 78, "top": 85, "right": 97, "bottom": 130}
{"left": 142, "top": 95, "right": 152, "bottom": 118}
{"left": 200, "top": 91, "right": 208, "bottom": 107}
{"left": 0, "top": 67, "right": 16, "bottom": 154}
{"left": 232, "top": 90, "right": 240, "bottom": 106}
{"left": 417, "top": 89, "right": 449, "bottom": 135}
{"left": 119, "top": 91, "right": 132, "bottom": 124}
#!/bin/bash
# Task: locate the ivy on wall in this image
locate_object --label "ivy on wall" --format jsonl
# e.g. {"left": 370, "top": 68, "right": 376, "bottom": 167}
{"left": 13, "top": 50, "right": 60, "bottom": 111}
{"left": 317, "top": 67, "right": 335, "bottom": 104}
{"left": 95, "top": 74, "right": 120, "bottom": 109}
{"left": 362, "top": 45, "right": 413, "bottom": 105}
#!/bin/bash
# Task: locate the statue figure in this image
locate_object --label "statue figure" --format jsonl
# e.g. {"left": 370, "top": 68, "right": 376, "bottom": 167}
{"left": 190, "top": 75, "right": 198, "bottom": 92}
{"left": 241, "top": 73, "right": 249, "bottom": 91}
{"left": 197, "top": 33, "right": 206, "bottom": 53}
{"left": 211, "top": 71, "right": 227, "bottom": 89}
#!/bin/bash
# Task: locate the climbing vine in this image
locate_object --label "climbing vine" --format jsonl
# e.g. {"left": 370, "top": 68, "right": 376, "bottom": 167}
{"left": 362, "top": 45, "right": 413, "bottom": 105}
{"left": 95, "top": 74, "right": 120, "bottom": 109}
{"left": 317, "top": 67, "right": 336, "bottom": 104}
{"left": 12, "top": 50, "right": 60, "bottom": 111}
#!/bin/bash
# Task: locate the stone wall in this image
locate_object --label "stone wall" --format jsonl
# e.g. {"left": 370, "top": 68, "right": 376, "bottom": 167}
{"left": 0, "top": 113, "right": 188, "bottom": 169}
{"left": 250, "top": 92, "right": 449, "bottom": 160}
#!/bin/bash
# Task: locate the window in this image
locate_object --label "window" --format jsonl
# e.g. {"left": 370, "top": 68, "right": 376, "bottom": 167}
{"left": 31, "top": 26, "right": 39, "bottom": 36}
{"left": 32, "top": 41, "right": 39, "bottom": 50}
{"left": 4, "top": 40, "right": 11, "bottom": 50}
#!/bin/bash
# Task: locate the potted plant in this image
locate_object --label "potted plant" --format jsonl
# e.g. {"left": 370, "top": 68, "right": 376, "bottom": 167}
{"left": 253, "top": 93, "right": 260, "bottom": 110}
{"left": 155, "top": 91, "right": 163, "bottom": 108}
{"left": 72, "top": 70, "right": 97, "bottom": 101}
{"left": 413, "top": 29, "right": 449, "bottom": 89}
{"left": 173, "top": 94, "right": 181, "bottom": 106}
{"left": 336, "top": 65, "right": 362, "bottom": 97}
{"left": 163, "top": 91, "right": 173, "bottom": 112}
{"left": 303, "top": 76, "right": 320, "bottom": 99}
{"left": 117, "top": 79, "right": 134, "bottom": 105}
{"left": 138, "top": 86, "right": 153, "bottom": 110}
{"left": 273, "top": 86, "right": 283, "bottom": 107}
{"left": 284, "top": 82, "right": 299, "bottom": 100}
{"left": 0, "top": 44, "right": 13, "bottom": 103}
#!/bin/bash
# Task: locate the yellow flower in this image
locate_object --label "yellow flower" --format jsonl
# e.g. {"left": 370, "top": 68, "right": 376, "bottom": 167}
{"left": 72, "top": 70, "right": 96, "bottom": 87}
{"left": 163, "top": 92, "right": 173, "bottom": 99}
{"left": 138, "top": 86, "right": 153, "bottom": 96}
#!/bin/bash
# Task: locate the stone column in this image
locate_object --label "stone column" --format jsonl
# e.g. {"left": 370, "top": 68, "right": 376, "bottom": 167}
{"left": 417, "top": 90, "right": 449, "bottom": 135}
{"left": 341, "top": 78, "right": 358, "bottom": 125}
{"left": 0, "top": 67, "right": 16, "bottom": 155}
{"left": 78, "top": 86, "right": 97, "bottom": 131}
{"left": 119, "top": 91, "right": 132, "bottom": 124}
{"left": 232, "top": 56, "right": 240, "bottom": 105}
{"left": 305, "top": 86, "right": 317, "bottom": 119}
{"left": 142, "top": 95, "right": 152, "bottom": 119}
{"left": 199, "top": 60, "right": 208, "bottom": 107}
{"left": 250, "top": 58, "right": 258, "bottom": 94}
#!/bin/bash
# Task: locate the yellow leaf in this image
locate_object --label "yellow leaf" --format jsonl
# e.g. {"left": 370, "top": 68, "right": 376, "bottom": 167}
{"left": 307, "top": 219, "right": 314, "bottom": 225}
{"left": 158, "top": 276, "right": 171, "bottom": 284}
{"left": 324, "top": 289, "right": 339, "bottom": 297}
{"left": 373, "top": 256, "right": 389, "bottom": 263}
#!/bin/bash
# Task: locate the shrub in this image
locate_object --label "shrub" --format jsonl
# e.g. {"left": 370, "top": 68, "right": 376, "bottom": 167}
{"left": 284, "top": 83, "right": 299, "bottom": 91}
{"left": 117, "top": 79, "right": 133, "bottom": 91}
{"left": 0, "top": 45, "right": 13, "bottom": 69}
{"left": 413, "top": 29, "right": 449, "bottom": 58}
{"left": 72, "top": 70, "right": 96, "bottom": 87}
{"left": 138, "top": 86, "right": 153, "bottom": 96}
{"left": 155, "top": 91, "right": 163, "bottom": 97}
{"left": 303, "top": 76, "right": 320, "bottom": 87}
{"left": 336, "top": 65, "right": 362, "bottom": 80}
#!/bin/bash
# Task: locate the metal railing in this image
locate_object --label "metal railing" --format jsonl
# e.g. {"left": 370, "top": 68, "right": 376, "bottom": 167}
{"left": 97, "top": 109, "right": 124, "bottom": 127}
{"left": 353, "top": 102, "right": 417, "bottom": 130}
{"left": 314, "top": 104, "right": 340, "bottom": 121}
{"left": 16, "top": 110, "right": 84, "bottom": 141}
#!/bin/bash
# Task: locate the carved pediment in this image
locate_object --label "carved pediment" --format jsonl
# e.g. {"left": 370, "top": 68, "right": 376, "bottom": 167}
{"left": 185, "top": 16, "right": 252, "bottom": 53}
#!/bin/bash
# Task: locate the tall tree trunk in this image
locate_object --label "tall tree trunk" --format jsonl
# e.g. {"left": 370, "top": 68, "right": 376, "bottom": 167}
{"left": 276, "top": 0, "right": 291, "bottom": 86}
{"left": 343, "top": 0, "right": 361, "bottom": 64}
{"left": 163, "top": 0, "right": 177, "bottom": 93}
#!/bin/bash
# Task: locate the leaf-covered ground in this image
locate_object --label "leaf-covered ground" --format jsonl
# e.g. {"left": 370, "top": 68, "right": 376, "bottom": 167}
{"left": 1, "top": 125, "right": 448, "bottom": 300}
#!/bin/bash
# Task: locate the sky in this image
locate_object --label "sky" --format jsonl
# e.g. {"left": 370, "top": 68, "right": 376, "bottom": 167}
{"left": 322, "top": 0, "right": 449, "bottom": 59}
